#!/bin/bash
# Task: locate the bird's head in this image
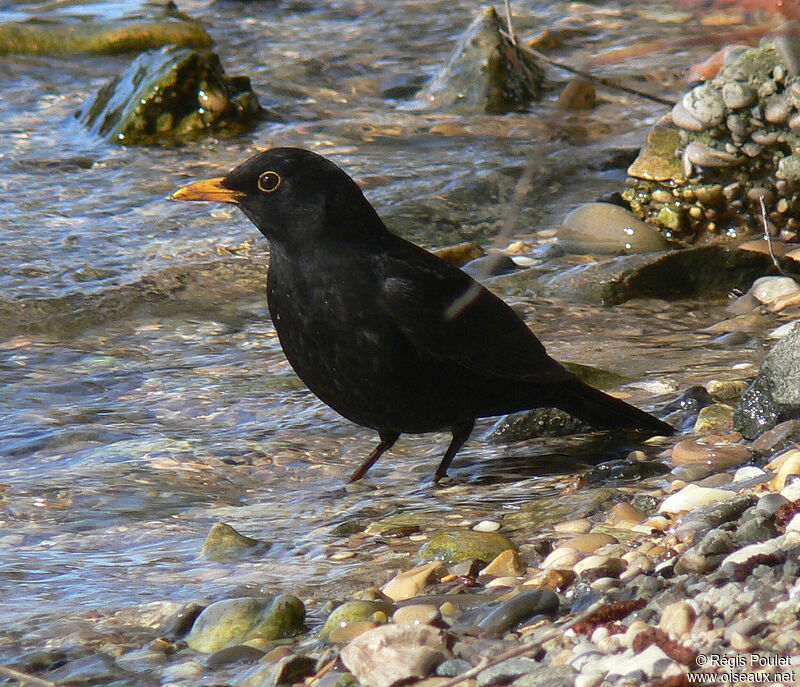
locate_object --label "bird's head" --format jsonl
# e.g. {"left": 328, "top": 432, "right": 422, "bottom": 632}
{"left": 171, "top": 147, "right": 386, "bottom": 246}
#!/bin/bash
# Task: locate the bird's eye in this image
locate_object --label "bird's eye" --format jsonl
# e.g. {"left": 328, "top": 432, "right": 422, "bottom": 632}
{"left": 258, "top": 171, "right": 282, "bottom": 193}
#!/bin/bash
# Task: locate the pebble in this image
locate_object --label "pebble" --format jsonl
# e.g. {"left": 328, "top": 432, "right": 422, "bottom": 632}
{"left": 768, "top": 449, "right": 800, "bottom": 491}
{"left": 659, "top": 600, "right": 696, "bottom": 636}
{"left": 660, "top": 484, "right": 737, "bottom": 514}
{"left": 605, "top": 502, "right": 645, "bottom": 525}
{"left": 573, "top": 555, "right": 625, "bottom": 578}
{"left": 477, "top": 589, "right": 559, "bottom": 635}
{"left": 750, "top": 276, "right": 800, "bottom": 305}
{"left": 670, "top": 437, "right": 750, "bottom": 469}
{"left": 557, "top": 203, "right": 667, "bottom": 254}
{"left": 382, "top": 561, "right": 446, "bottom": 601}
{"left": 671, "top": 102, "right": 706, "bottom": 131}
{"left": 393, "top": 604, "right": 442, "bottom": 626}
{"left": 473, "top": 520, "right": 501, "bottom": 532}
{"left": 541, "top": 547, "right": 584, "bottom": 570}
{"left": 480, "top": 549, "right": 524, "bottom": 577}
{"left": 559, "top": 532, "right": 618, "bottom": 553}
{"left": 722, "top": 81, "right": 756, "bottom": 109}
{"left": 553, "top": 519, "right": 593, "bottom": 534}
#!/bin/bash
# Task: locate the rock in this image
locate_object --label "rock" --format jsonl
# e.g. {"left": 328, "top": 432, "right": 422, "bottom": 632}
{"left": 504, "top": 488, "right": 617, "bottom": 529}
{"left": 416, "top": 529, "right": 517, "bottom": 564}
{"left": 392, "top": 604, "right": 442, "bottom": 626}
{"left": 487, "top": 407, "right": 589, "bottom": 441}
{"left": 477, "top": 589, "right": 559, "bottom": 635}
{"left": 627, "top": 118, "right": 687, "bottom": 181}
{"left": 432, "top": 242, "right": 484, "bottom": 267}
{"left": 202, "top": 522, "right": 270, "bottom": 561}
{"left": 205, "top": 645, "right": 266, "bottom": 668}
{"left": 477, "top": 658, "right": 541, "bottom": 687}
{"left": 0, "top": 1, "right": 211, "bottom": 55}
{"left": 320, "top": 601, "right": 394, "bottom": 640}
{"left": 186, "top": 595, "right": 305, "bottom": 652}
{"left": 76, "top": 46, "right": 261, "bottom": 144}
{"left": 693, "top": 404, "right": 735, "bottom": 433}
{"left": 481, "top": 549, "right": 524, "bottom": 577}
{"left": 382, "top": 561, "right": 446, "bottom": 601}
{"left": 560, "top": 532, "right": 618, "bottom": 552}
{"left": 749, "top": 276, "right": 800, "bottom": 305}
{"left": 557, "top": 203, "right": 668, "bottom": 255}
{"left": 340, "top": 624, "right": 448, "bottom": 687}
{"left": 47, "top": 653, "right": 134, "bottom": 685}
{"left": 557, "top": 78, "right": 596, "bottom": 110}
{"left": 231, "top": 654, "right": 316, "bottom": 687}
{"left": 659, "top": 600, "right": 696, "bottom": 636}
{"left": 735, "top": 324, "right": 800, "bottom": 438}
{"left": 412, "top": 5, "right": 542, "bottom": 113}
{"left": 670, "top": 437, "right": 750, "bottom": 469}
{"left": 536, "top": 246, "right": 780, "bottom": 305}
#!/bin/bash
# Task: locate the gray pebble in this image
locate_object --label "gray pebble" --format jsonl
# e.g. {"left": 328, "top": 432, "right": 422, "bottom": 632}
{"left": 477, "top": 658, "right": 541, "bottom": 687}
{"left": 756, "top": 492, "right": 790, "bottom": 515}
{"left": 722, "top": 82, "right": 756, "bottom": 109}
{"left": 682, "top": 83, "right": 726, "bottom": 127}
{"left": 437, "top": 658, "right": 473, "bottom": 677}
{"left": 477, "top": 590, "right": 559, "bottom": 635}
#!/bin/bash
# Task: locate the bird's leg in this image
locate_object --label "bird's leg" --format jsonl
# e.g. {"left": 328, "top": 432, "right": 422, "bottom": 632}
{"left": 348, "top": 430, "right": 401, "bottom": 482}
{"left": 433, "top": 419, "right": 475, "bottom": 482}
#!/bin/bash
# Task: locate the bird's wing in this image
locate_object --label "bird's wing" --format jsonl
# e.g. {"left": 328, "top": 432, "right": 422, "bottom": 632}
{"left": 378, "top": 247, "right": 571, "bottom": 383}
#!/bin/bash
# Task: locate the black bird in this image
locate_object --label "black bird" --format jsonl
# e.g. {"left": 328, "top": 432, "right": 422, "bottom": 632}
{"left": 172, "top": 148, "right": 673, "bottom": 482}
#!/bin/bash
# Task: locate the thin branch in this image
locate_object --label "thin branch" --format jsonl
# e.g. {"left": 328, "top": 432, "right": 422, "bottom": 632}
{"left": 434, "top": 604, "right": 603, "bottom": 687}
{"left": 0, "top": 664, "right": 58, "bottom": 687}
{"left": 760, "top": 196, "right": 788, "bottom": 276}
{"left": 504, "top": 0, "right": 517, "bottom": 46}
{"left": 502, "top": 30, "right": 676, "bottom": 107}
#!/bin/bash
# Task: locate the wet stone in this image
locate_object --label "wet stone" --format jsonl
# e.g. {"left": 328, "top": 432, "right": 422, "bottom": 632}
{"left": 76, "top": 46, "right": 262, "bottom": 144}
{"left": 202, "top": 522, "right": 270, "bottom": 561}
{"left": 320, "top": 600, "right": 394, "bottom": 640}
{"left": 476, "top": 589, "right": 559, "bottom": 635}
{"left": 557, "top": 202, "right": 667, "bottom": 255}
{"left": 232, "top": 654, "right": 316, "bottom": 687}
{"left": 186, "top": 595, "right": 305, "bottom": 652}
{"left": 412, "top": 5, "right": 543, "bottom": 114}
{"left": 417, "top": 530, "right": 517, "bottom": 564}
{"left": 205, "top": 645, "right": 266, "bottom": 668}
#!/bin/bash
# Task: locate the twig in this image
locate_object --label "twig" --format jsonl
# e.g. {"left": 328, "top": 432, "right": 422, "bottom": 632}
{"left": 501, "top": 30, "right": 676, "bottom": 107}
{"left": 760, "top": 196, "right": 788, "bottom": 276}
{"left": 434, "top": 604, "right": 603, "bottom": 687}
{"left": 0, "top": 664, "right": 58, "bottom": 687}
{"left": 504, "top": 0, "right": 517, "bottom": 46}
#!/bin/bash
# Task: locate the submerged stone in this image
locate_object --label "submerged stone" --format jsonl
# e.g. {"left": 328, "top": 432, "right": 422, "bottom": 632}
{"left": 0, "top": 1, "right": 211, "bottom": 55}
{"left": 412, "top": 5, "right": 543, "bottom": 113}
{"left": 76, "top": 46, "right": 262, "bottom": 144}
{"left": 202, "top": 522, "right": 270, "bottom": 561}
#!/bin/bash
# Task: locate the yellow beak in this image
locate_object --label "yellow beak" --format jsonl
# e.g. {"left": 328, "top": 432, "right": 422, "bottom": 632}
{"left": 170, "top": 177, "right": 246, "bottom": 203}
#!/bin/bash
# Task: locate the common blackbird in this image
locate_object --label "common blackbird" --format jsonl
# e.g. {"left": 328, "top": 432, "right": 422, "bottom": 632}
{"left": 172, "top": 148, "right": 673, "bottom": 481}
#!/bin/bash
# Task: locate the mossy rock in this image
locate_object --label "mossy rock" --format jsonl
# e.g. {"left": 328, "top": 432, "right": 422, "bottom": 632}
{"left": 76, "top": 46, "right": 262, "bottom": 144}
{"left": 186, "top": 595, "right": 305, "bottom": 652}
{"left": 416, "top": 529, "right": 517, "bottom": 564}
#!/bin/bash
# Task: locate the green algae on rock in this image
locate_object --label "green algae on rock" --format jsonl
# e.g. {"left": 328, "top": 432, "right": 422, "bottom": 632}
{"left": 186, "top": 595, "right": 305, "bottom": 652}
{"left": 0, "top": 2, "right": 211, "bottom": 55}
{"left": 76, "top": 47, "right": 262, "bottom": 145}
{"left": 416, "top": 529, "right": 517, "bottom": 564}
{"left": 410, "top": 5, "right": 543, "bottom": 114}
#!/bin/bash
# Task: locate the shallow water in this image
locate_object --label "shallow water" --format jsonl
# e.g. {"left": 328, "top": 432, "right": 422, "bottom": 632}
{"left": 0, "top": 0, "right": 772, "bottom": 661}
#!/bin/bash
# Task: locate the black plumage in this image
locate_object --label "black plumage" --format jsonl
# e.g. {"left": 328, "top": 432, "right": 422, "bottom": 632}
{"left": 172, "top": 147, "right": 673, "bottom": 481}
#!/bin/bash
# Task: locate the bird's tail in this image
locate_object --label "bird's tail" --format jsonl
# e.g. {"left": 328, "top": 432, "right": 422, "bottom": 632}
{"left": 556, "top": 380, "right": 674, "bottom": 435}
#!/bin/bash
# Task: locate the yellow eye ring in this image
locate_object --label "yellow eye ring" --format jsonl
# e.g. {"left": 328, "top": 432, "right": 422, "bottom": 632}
{"left": 258, "top": 170, "right": 282, "bottom": 193}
